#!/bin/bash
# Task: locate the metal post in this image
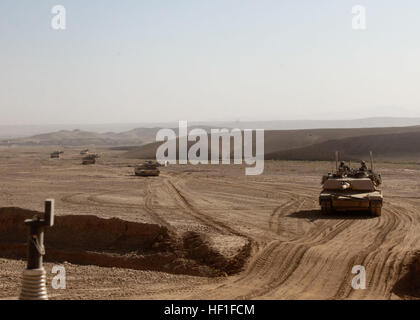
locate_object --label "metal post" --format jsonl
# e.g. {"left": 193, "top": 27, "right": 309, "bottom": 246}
{"left": 19, "top": 199, "right": 55, "bottom": 300}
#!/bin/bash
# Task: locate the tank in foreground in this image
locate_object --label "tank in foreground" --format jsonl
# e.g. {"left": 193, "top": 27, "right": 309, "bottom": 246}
{"left": 319, "top": 155, "right": 383, "bottom": 216}
{"left": 134, "top": 161, "right": 160, "bottom": 177}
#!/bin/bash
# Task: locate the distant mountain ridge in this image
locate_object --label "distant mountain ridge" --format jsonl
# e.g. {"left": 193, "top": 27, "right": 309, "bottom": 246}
{"left": 0, "top": 129, "right": 159, "bottom": 147}
{"left": 2, "top": 117, "right": 420, "bottom": 139}
{"left": 194, "top": 117, "right": 420, "bottom": 130}
{"left": 122, "top": 125, "right": 420, "bottom": 162}
{"left": 2, "top": 121, "right": 420, "bottom": 162}
{"left": 0, "top": 126, "right": 218, "bottom": 147}
{"left": 265, "top": 130, "right": 420, "bottom": 161}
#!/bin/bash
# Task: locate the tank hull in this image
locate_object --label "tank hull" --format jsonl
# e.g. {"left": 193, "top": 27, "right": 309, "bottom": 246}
{"left": 319, "top": 191, "right": 383, "bottom": 215}
{"left": 134, "top": 170, "right": 160, "bottom": 177}
{"left": 82, "top": 160, "right": 96, "bottom": 165}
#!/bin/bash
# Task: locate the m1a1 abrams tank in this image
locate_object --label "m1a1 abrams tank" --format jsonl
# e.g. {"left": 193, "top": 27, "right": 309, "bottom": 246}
{"left": 50, "top": 151, "right": 63, "bottom": 159}
{"left": 82, "top": 154, "right": 99, "bottom": 165}
{"left": 319, "top": 152, "right": 383, "bottom": 216}
{"left": 134, "top": 161, "right": 160, "bottom": 177}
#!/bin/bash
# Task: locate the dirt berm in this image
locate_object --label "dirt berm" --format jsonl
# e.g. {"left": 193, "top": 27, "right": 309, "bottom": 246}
{"left": 0, "top": 207, "right": 251, "bottom": 277}
{"left": 392, "top": 251, "right": 420, "bottom": 299}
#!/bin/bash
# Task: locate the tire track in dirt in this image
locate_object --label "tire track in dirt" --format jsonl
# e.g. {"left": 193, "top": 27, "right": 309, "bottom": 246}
{"left": 61, "top": 186, "right": 172, "bottom": 228}
{"left": 179, "top": 178, "right": 325, "bottom": 299}
{"left": 302, "top": 196, "right": 418, "bottom": 300}
{"left": 234, "top": 194, "right": 312, "bottom": 287}
{"left": 332, "top": 204, "right": 401, "bottom": 299}
{"left": 193, "top": 176, "right": 316, "bottom": 238}
{"left": 158, "top": 173, "right": 416, "bottom": 300}
{"left": 356, "top": 202, "right": 419, "bottom": 299}
{"left": 276, "top": 198, "right": 308, "bottom": 237}
{"left": 202, "top": 177, "right": 318, "bottom": 200}
{"left": 62, "top": 192, "right": 140, "bottom": 209}
{"left": 144, "top": 180, "right": 174, "bottom": 229}
{"left": 227, "top": 219, "right": 355, "bottom": 299}
{"left": 82, "top": 170, "right": 416, "bottom": 300}
{"left": 165, "top": 177, "right": 249, "bottom": 239}
{"left": 189, "top": 182, "right": 356, "bottom": 299}
{"left": 363, "top": 205, "right": 413, "bottom": 299}
{"left": 269, "top": 199, "right": 299, "bottom": 232}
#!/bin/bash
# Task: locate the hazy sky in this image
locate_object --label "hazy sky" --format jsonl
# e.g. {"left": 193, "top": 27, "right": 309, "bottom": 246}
{"left": 1, "top": 0, "right": 420, "bottom": 125}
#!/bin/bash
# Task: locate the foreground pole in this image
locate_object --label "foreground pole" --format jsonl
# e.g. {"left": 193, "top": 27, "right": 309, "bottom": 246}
{"left": 19, "top": 199, "right": 55, "bottom": 300}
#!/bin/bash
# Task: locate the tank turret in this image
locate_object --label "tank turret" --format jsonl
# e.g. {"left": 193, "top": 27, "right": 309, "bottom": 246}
{"left": 134, "top": 161, "right": 160, "bottom": 177}
{"left": 319, "top": 152, "right": 383, "bottom": 216}
{"left": 82, "top": 154, "right": 99, "bottom": 165}
{"left": 50, "top": 151, "right": 63, "bottom": 159}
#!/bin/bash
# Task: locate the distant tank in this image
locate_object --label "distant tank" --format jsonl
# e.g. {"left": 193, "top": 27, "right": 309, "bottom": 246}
{"left": 80, "top": 149, "right": 89, "bottom": 155}
{"left": 50, "top": 151, "right": 63, "bottom": 159}
{"left": 319, "top": 152, "right": 383, "bottom": 216}
{"left": 134, "top": 161, "right": 160, "bottom": 177}
{"left": 82, "top": 154, "right": 99, "bottom": 165}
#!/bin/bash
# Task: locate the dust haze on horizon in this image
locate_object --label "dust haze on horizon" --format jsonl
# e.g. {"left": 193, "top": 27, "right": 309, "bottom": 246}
{"left": 1, "top": 1, "right": 420, "bottom": 126}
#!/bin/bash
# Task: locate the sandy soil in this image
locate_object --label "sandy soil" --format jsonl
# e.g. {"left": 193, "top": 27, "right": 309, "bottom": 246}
{"left": 0, "top": 147, "right": 419, "bottom": 300}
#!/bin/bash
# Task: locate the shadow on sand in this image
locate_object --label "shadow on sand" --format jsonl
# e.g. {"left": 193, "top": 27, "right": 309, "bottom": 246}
{"left": 287, "top": 209, "right": 377, "bottom": 221}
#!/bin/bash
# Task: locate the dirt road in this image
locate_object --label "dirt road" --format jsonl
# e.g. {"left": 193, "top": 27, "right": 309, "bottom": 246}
{"left": 0, "top": 148, "right": 418, "bottom": 299}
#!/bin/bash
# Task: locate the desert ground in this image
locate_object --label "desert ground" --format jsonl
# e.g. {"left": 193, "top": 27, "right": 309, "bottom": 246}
{"left": 0, "top": 147, "right": 419, "bottom": 300}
